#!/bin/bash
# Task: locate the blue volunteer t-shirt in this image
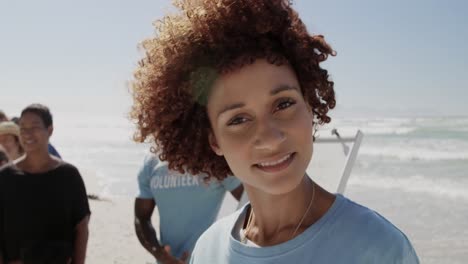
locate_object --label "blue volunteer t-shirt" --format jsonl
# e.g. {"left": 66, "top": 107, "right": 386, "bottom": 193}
{"left": 190, "top": 194, "right": 420, "bottom": 264}
{"left": 137, "top": 155, "right": 241, "bottom": 259}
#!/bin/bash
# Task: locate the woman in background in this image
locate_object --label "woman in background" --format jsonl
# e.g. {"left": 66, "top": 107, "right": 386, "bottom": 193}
{"left": 0, "top": 121, "right": 24, "bottom": 161}
{"left": 0, "top": 104, "right": 90, "bottom": 264}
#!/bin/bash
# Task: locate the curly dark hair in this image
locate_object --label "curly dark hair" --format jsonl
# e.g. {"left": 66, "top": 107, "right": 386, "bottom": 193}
{"left": 131, "top": 0, "right": 336, "bottom": 180}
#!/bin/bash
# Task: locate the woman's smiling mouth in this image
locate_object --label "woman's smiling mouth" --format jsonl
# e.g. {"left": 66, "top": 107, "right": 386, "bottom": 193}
{"left": 254, "top": 152, "right": 296, "bottom": 173}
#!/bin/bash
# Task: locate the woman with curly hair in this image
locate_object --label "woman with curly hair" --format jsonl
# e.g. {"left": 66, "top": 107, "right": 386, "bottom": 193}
{"left": 131, "top": 0, "right": 419, "bottom": 263}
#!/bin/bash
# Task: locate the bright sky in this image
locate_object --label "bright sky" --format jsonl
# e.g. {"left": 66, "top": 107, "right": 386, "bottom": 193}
{"left": 1, "top": 0, "right": 467, "bottom": 117}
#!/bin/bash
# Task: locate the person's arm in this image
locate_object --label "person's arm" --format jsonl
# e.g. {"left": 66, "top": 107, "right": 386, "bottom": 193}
{"left": 134, "top": 198, "right": 162, "bottom": 256}
{"left": 134, "top": 198, "right": 188, "bottom": 264}
{"left": 72, "top": 215, "right": 90, "bottom": 264}
{"left": 230, "top": 185, "right": 244, "bottom": 201}
{"left": 69, "top": 166, "right": 91, "bottom": 264}
{"left": 135, "top": 156, "right": 188, "bottom": 263}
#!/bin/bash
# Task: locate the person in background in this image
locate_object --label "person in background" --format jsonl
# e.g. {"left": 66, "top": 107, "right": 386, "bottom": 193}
{"left": 129, "top": 0, "right": 419, "bottom": 263}
{"left": 134, "top": 154, "right": 243, "bottom": 264}
{"left": 9, "top": 117, "right": 19, "bottom": 124}
{"left": 0, "top": 145, "right": 9, "bottom": 167}
{"left": 0, "top": 104, "right": 90, "bottom": 264}
{"left": 0, "top": 111, "right": 7, "bottom": 123}
{"left": 0, "top": 121, "right": 24, "bottom": 161}
{"left": 9, "top": 115, "right": 62, "bottom": 159}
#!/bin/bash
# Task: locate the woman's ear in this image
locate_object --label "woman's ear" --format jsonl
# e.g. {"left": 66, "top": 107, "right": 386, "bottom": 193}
{"left": 47, "top": 125, "right": 53, "bottom": 137}
{"left": 208, "top": 131, "right": 223, "bottom": 156}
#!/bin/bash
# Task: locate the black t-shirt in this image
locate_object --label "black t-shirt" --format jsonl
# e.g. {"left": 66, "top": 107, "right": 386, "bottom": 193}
{"left": 0, "top": 161, "right": 91, "bottom": 262}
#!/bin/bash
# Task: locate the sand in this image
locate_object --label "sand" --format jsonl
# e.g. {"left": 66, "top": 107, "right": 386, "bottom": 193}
{"left": 82, "top": 169, "right": 157, "bottom": 264}
{"left": 86, "top": 197, "right": 157, "bottom": 264}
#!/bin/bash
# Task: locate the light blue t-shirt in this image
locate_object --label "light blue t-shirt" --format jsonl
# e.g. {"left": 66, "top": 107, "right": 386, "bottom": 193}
{"left": 137, "top": 154, "right": 241, "bottom": 259}
{"left": 190, "top": 194, "right": 420, "bottom": 264}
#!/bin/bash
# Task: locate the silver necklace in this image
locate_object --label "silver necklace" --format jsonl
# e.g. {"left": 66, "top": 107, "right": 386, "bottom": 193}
{"left": 241, "top": 182, "right": 316, "bottom": 244}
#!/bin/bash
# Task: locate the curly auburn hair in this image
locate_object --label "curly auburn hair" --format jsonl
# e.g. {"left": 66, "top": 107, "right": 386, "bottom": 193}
{"left": 131, "top": 0, "right": 336, "bottom": 180}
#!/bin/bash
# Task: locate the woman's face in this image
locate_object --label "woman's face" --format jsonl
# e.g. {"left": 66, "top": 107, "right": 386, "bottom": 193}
{"left": 207, "top": 59, "right": 314, "bottom": 195}
{"left": 19, "top": 112, "right": 51, "bottom": 153}
{"left": 0, "top": 134, "right": 21, "bottom": 159}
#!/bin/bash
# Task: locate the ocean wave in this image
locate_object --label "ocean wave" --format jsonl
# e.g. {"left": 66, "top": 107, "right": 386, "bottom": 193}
{"left": 360, "top": 127, "right": 416, "bottom": 135}
{"left": 359, "top": 145, "right": 468, "bottom": 161}
{"left": 349, "top": 174, "right": 468, "bottom": 201}
{"left": 317, "top": 126, "right": 417, "bottom": 137}
{"left": 325, "top": 117, "right": 468, "bottom": 137}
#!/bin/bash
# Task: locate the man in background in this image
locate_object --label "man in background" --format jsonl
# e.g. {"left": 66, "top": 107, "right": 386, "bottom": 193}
{"left": 134, "top": 154, "right": 243, "bottom": 264}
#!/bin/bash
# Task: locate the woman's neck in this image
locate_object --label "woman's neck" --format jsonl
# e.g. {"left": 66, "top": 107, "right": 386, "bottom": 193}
{"left": 245, "top": 177, "right": 334, "bottom": 246}
{"left": 17, "top": 150, "right": 58, "bottom": 173}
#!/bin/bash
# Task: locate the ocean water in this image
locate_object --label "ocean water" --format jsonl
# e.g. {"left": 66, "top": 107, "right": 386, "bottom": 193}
{"left": 326, "top": 117, "right": 468, "bottom": 201}
{"left": 51, "top": 113, "right": 468, "bottom": 263}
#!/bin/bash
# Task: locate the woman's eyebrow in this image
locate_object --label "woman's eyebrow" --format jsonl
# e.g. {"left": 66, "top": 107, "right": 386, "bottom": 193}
{"left": 270, "top": 84, "right": 299, "bottom": 95}
{"left": 218, "top": 102, "right": 245, "bottom": 118}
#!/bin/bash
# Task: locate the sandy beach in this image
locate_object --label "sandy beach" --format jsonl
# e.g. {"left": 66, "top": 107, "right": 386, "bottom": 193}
{"left": 80, "top": 169, "right": 157, "bottom": 263}
{"left": 87, "top": 197, "right": 157, "bottom": 264}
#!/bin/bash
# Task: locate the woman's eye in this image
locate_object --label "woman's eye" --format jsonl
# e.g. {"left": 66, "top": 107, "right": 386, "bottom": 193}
{"left": 276, "top": 99, "right": 296, "bottom": 111}
{"left": 228, "top": 117, "right": 248, "bottom": 126}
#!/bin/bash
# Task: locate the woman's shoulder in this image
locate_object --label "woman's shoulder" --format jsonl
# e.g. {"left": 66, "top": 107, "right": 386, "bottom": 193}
{"left": 340, "top": 196, "right": 405, "bottom": 235}
{"left": 335, "top": 195, "right": 419, "bottom": 261}
{"left": 54, "top": 160, "right": 79, "bottom": 174}
{"left": 46, "top": 160, "right": 85, "bottom": 184}
{"left": 0, "top": 162, "right": 21, "bottom": 177}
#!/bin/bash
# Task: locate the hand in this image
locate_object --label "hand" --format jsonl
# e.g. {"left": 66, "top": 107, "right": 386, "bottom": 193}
{"left": 158, "top": 245, "right": 189, "bottom": 264}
